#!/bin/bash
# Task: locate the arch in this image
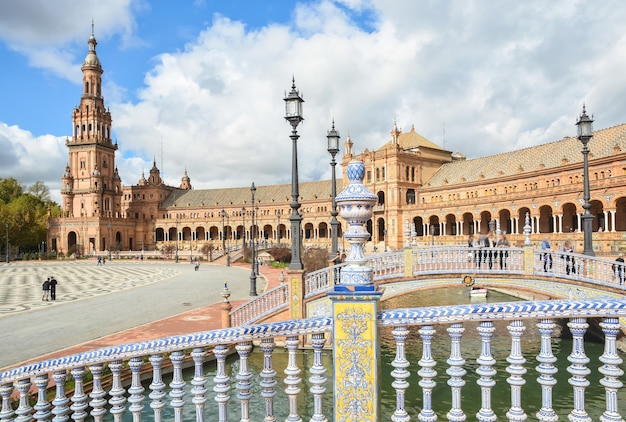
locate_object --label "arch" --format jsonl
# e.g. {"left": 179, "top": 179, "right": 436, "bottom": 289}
{"left": 479, "top": 211, "right": 492, "bottom": 234}
{"left": 277, "top": 224, "right": 287, "bottom": 243}
{"left": 445, "top": 214, "right": 457, "bottom": 236}
{"left": 413, "top": 216, "right": 424, "bottom": 237}
{"left": 590, "top": 200, "right": 604, "bottom": 231}
{"left": 196, "top": 227, "right": 206, "bottom": 241}
{"left": 498, "top": 209, "right": 512, "bottom": 234}
{"left": 168, "top": 227, "right": 178, "bottom": 242}
{"left": 462, "top": 212, "right": 474, "bottom": 235}
{"left": 613, "top": 196, "right": 626, "bottom": 232}
{"left": 377, "top": 218, "right": 386, "bottom": 243}
{"left": 115, "top": 231, "right": 122, "bottom": 250}
{"left": 67, "top": 231, "right": 78, "bottom": 251}
{"left": 182, "top": 227, "right": 192, "bottom": 241}
{"left": 304, "top": 223, "right": 314, "bottom": 240}
{"left": 517, "top": 207, "right": 532, "bottom": 231}
{"left": 377, "top": 191, "right": 385, "bottom": 205}
{"left": 406, "top": 189, "right": 416, "bottom": 205}
{"left": 561, "top": 202, "right": 578, "bottom": 233}
{"left": 318, "top": 222, "right": 328, "bottom": 239}
{"left": 427, "top": 216, "right": 440, "bottom": 236}
{"left": 538, "top": 205, "right": 554, "bottom": 233}
{"left": 209, "top": 226, "right": 219, "bottom": 240}
{"left": 155, "top": 228, "right": 165, "bottom": 242}
{"left": 366, "top": 219, "right": 373, "bottom": 241}
{"left": 263, "top": 224, "right": 272, "bottom": 240}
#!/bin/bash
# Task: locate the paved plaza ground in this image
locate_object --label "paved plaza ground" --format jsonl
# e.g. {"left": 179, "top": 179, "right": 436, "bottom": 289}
{"left": 0, "top": 259, "right": 271, "bottom": 370}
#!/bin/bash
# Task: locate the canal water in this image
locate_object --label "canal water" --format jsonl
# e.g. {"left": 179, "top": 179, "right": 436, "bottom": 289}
{"left": 125, "top": 286, "right": 625, "bottom": 420}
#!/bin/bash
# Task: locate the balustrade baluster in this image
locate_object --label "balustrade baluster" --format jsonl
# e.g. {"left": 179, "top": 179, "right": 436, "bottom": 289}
{"left": 236, "top": 341, "right": 253, "bottom": 421}
{"left": 108, "top": 360, "right": 127, "bottom": 421}
{"left": 260, "top": 338, "right": 277, "bottom": 421}
{"left": 0, "top": 383, "right": 15, "bottom": 421}
{"left": 446, "top": 322, "right": 466, "bottom": 422}
{"left": 169, "top": 351, "right": 186, "bottom": 422}
{"left": 51, "top": 371, "right": 70, "bottom": 422}
{"left": 284, "top": 335, "right": 302, "bottom": 422}
{"left": 191, "top": 347, "right": 208, "bottom": 421}
{"left": 15, "top": 378, "right": 32, "bottom": 422}
{"left": 149, "top": 354, "right": 166, "bottom": 422}
{"left": 33, "top": 374, "right": 51, "bottom": 421}
{"left": 309, "top": 333, "right": 327, "bottom": 422}
{"left": 213, "top": 344, "right": 231, "bottom": 422}
{"left": 89, "top": 363, "right": 107, "bottom": 421}
{"left": 476, "top": 321, "right": 496, "bottom": 421}
{"left": 128, "top": 357, "right": 145, "bottom": 420}
{"left": 536, "top": 319, "right": 558, "bottom": 421}
{"left": 70, "top": 367, "right": 88, "bottom": 421}
{"left": 599, "top": 317, "right": 624, "bottom": 421}
{"left": 567, "top": 317, "right": 591, "bottom": 421}
{"left": 418, "top": 324, "right": 437, "bottom": 422}
{"left": 505, "top": 320, "right": 527, "bottom": 421}
{"left": 391, "top": 325, "right": 410, "bottom": 422}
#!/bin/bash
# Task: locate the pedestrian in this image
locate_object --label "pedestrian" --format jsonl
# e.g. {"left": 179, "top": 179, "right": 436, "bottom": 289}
{"left": 496, "top": 233, "right": 510, "bottom": 269}
{"left": 42, "top": 278, "right": 50, "bottom": 301}
{"left": 561, "top": 240, "right": 575, "bottom": 275}
{"left": 467, "top": 234, "right": 476, "bottom": 264}
{"left": 329, "top": 251, "right": 343, "bottom": 284}
{"left": 541, "top": 236, "right": 553, "bottom": 272}
{"left": 97, "top": 256, "right": 102, "bottom": 266}
{"left": 613, "top": 253, "right": 625, "bottom": 285}
{"left": 49, "top": 276, "right": 58, "bottom": 300}
{"left": 194, "top": 261, "right": 200, "bottom": 271}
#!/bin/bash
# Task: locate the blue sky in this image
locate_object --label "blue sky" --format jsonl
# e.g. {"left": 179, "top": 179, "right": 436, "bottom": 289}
{"left": 1, "top": 0, "right": 626, "bottom": 203}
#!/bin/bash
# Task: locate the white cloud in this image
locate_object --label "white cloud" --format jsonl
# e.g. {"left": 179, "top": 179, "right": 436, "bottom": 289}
{"left": 0, "top": 123, "right": 66, "bottom": 201}
{"left": 2, "top": 0, "right": 626, "bottom": 201}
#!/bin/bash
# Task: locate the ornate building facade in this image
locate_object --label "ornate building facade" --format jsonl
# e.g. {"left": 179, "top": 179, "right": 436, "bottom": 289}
{"left": 48, "top": 32, "right": 626, "bottom": 257}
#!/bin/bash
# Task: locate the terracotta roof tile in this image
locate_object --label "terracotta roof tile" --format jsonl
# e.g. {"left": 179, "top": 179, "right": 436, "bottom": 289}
{"left": 426, "top": 123, "right": 626, "bottom": 187}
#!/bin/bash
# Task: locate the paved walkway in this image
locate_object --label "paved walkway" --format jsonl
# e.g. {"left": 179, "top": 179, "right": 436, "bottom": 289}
{"left": 0, "top": 259, "right": 283, "bottom": 371}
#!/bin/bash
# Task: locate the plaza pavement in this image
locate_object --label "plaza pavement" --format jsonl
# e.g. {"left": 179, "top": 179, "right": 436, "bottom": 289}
{"left": 0, "top": 258, "right": 280, "bottom": 371}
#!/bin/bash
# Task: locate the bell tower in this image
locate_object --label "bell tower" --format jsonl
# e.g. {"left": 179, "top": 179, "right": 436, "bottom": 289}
{"left": 61, "top": 23, "right": 121, "bottom": 218}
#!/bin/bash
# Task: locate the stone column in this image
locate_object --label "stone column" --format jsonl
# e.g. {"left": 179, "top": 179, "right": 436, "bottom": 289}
{"left": 329, "top": 160, "right": 382, "bottom": 422}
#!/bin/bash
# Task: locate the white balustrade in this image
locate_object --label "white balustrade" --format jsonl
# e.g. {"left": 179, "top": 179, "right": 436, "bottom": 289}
{"left": 0, "top": 300, "right": 625, "bottom": 421}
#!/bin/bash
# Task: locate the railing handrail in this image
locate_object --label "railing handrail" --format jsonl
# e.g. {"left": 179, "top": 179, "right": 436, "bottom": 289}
{"left": 4, "top": 297, "right": 625, "bottom": 385}
{"left": 230, "top": 283, "right": 289, "bottom": 326}
{"left": 0, "top": 315, "right": 333, "bottom": 384}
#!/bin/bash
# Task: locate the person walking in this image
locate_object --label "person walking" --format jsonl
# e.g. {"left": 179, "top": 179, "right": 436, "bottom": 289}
{"left": 613, "top": 253, "right": 625, "bottom": 285}
{"left": 42, "top": 278, "right": 50, "bottom": 301}
{"left": 561, "top": 240, "right": 575, "bottom": 275}
{"left": 49, "top": 276, "right": 58, "bottom": 300}
{"left": 541, "top": 236, "right": 553, "bottom": 272}
{"left": 329, "top": 251, "right": 343, "bottom": 284}
{"left": 496, "top": 233, "right": 510, "bottom": 269}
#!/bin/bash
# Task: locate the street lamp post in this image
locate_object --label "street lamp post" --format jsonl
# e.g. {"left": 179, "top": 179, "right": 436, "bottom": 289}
{"left": 576, "top": 105, "right": 595, "bottom": 256}
{"left": 249, "top": 183, "right": 257, "bottom": 296}
{"left": 242, "top": 207, "right": 246, "bottom": 253}
{"left": 276, "top": 210, "right": 282, "bottom": 246}
{"left": 5, "top": 223, "right": 8, "bottom": 263}
{"left": 108, "top": 223, "right": 112, "bottom": 261}
{"left": 327, "top": 120, "right": 340, "bottom": 256}
{"left": 284, "top": 78, "right": 304, "bottom": 270}
{"left": 175, "top": 219, "right": 179, "bottom": 263}
{"left": 220, "top": 209, "right": 230, "bottom": 267}
{"left": 226, "top": 213, "right": 231, "bottom": 266}
{"left": 430, "top": 224, "right": 435, "bottom": 247}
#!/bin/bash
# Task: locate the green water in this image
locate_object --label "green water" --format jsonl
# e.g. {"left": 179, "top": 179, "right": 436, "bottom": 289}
{"left": 125, "top": 287, "right": 625, "bottom": 420}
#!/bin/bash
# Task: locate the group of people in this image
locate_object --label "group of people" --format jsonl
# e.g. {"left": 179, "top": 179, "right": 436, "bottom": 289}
{"left": 41, "top": 277, "right": 58, "bottom": 301}
{"left": 96, "top": 256, "right": 106, "bottom": 266}
{"left": 541, "top": 236, "right": 577, "bottom": 275}
{"left": 467, "top": 232, "right": 510, "bottom": 269}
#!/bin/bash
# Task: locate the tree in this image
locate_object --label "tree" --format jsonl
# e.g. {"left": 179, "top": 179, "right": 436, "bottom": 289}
{"left": 200, "top": 243, "right": 215, "bottom": 261}
{"left": 27, "top": 181, "right": 51, "bottom": 202}
{"left": 0, "top": 178, "right": 23, "bottom": 204}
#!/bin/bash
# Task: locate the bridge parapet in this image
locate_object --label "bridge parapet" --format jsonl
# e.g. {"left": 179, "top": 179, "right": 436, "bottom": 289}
{"left": 2, "top": 299, "right": 624, "bottom": 420}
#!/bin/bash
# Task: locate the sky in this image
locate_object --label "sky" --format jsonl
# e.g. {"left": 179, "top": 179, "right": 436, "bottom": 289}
{"left": 1, "top": 0, "right": 626, "bottom": 204}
